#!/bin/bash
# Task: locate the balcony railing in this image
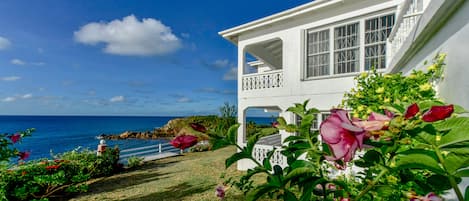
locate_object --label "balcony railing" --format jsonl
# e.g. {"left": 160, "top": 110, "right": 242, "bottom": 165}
{"left": 252, "top": 144, "right": 287, "bottom": 168}
{"left": 388, "top": 0, "right": 428, "bottom": 59}
{"left": 242, "top": 70, "right": 283, "bottom": 91}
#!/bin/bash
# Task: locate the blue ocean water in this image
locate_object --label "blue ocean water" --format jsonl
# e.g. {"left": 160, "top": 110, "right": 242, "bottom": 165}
{"left": 0, "top": 116, "right": 272, "bottom": 161}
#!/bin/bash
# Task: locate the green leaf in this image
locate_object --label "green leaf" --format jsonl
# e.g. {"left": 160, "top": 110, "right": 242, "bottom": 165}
{"left": 285, "top": 124, "right": 297, "bottom": 133}
{"left": 246, "top": 134, "right": 261, "bottom": 153}
{"left": 438, "top": 127, "right": 469, "bottom": 148}
{"left": 356, "top": 150, "right": 383, "bottom": 167}
{"left": 225, "top": 152, "right": 249, "bottom": 168}
{"left": 246, "top": 184, "right": 277, "bottom": 201}
{"left": 283, "top": 135, "right": 305, "bottom": 143}
{"left": 284, "top": 167, "right": 318, "bottom": 182}
{"left": 427, "top": 174, "right": 453, "bottom": 191}
{"left": 395, "top": 150, "right": 445, "bottom": 175}
{"left": 299, "top": 114, "right": 314, "bottom": 135}
{"left": 263, "top": 150, "right": 275, "bottom": 171}
{"left": 376, "top": 186, "right": 395, "bottom": 198}
{"left": 418, "top": 100, "right": 445, "bottom": 112}
{"left": 453, "top": 104, "right": 467, "bottom": 114}
{"left": 444, "top": 152, "right": 469, "bottom": 174}
{"left": 434, "top": 117, "right": 469, "bottom": 131}
{"left": 227, "top": 124, "right": 240, "bottom": 144}
{"left": 384, "top": 104, "right": 405, "bottom": 114}
{"left": 277, "top": 117, "right": 287, "bottom": 129}
{"left": 455, "top": 169, "right": 469, "bottom": 177}
{"left": 283, "top": 189, "right": 299, "bottom": 201}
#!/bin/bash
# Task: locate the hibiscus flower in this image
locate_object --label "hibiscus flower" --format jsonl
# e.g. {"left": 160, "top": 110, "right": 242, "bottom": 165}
{"left": 170, "top": 135, "right": 198, "bottom": 150}
{"left": 320, "top": 109, "right": 366, "bottom": 163}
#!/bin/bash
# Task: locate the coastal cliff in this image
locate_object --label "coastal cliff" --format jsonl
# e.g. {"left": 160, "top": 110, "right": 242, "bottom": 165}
{"left": 100, "top": 116, "right": 228, "bottom": 140}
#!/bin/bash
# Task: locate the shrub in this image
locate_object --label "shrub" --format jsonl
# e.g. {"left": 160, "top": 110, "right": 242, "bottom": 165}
{"left": 127, "top": 156, "right": 144, "bottom": 168}
{"left": 341, "top": 53, "right": 446, "bottom": 119}
{"left": 212, "top": 54, "right": 469, "bottom": 201}
{"left": 2, "top": 147, "right": 120, "bottom": 200}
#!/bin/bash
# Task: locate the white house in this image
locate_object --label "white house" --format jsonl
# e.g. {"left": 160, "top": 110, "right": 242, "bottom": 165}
{"left": 219, "top": 0, "right": 468, "bottom": 171}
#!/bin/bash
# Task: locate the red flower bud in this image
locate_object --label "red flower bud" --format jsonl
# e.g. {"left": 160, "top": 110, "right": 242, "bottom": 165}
{"left": 422, "top": 105, "right": 454, "bottom": 122}
{"left": 8, "top": 133, "right": 21, "bottom": 143}
{"left": 18, "top": 151, "right": 30, "bottom": 161}
{"left": 170, "top": 135, "right": 198, "bottom": 150}
{"left": 190, "top": 123, "right": 207, "bottom": 133}
{"left": 404, "top": 103, "right": 419, "bottom": 119}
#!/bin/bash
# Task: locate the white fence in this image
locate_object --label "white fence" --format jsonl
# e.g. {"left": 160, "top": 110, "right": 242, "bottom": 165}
{"left": 119, "top": 142, "right": 179, "bottom": 163}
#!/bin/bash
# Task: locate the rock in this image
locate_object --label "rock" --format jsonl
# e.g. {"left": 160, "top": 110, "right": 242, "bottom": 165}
{"left": 119, "top": 131, "right": 130, "bottom": 139}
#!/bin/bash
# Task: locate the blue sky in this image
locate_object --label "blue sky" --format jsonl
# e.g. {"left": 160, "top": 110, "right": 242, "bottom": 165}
{"left": 0, "top": 0, "right": 310, "bottom": 116}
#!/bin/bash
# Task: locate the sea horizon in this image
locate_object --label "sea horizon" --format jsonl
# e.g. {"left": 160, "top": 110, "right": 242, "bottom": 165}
{"left": 2, "top": 115, "right": 273, "bottom": 161}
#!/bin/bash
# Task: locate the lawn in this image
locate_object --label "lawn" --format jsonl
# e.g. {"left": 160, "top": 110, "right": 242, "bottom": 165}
{"left": 69, "top": 146, "right": 258, "bottom": 201}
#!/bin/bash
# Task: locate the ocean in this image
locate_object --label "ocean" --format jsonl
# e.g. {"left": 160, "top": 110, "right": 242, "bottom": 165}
{"left": 0, "top": 116, "right": 272, "bottom": 161}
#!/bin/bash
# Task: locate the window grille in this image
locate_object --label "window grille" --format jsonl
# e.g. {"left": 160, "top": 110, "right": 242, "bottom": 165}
{"left": 306, "top": 29, "right": 330, "bottom": 77}
{"left": 365, "top": 14, "right": 395, "bottom": 70}
{"left": 334, "top": 23, "right": 359, "bottom": 74}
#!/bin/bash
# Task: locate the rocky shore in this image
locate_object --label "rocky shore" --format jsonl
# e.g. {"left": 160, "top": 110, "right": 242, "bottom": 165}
{"left": 99, "top": 117, "right": 212, "bottom": 140}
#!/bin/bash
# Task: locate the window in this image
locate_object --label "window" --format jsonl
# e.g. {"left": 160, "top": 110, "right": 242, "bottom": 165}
{"left": 306, "top": 30, "right": 330, "bottom": 77}
{"left": 295, "top": 114, "right": 319, "bottom": 131}
{"left": 334, "top": 23, "right": 360, "bottom": 74}
{"left": 365, "top": 14, "right": 395, "bottom": 70}
{"left": 304, "top": 13, "right": 395, "bottom": 78}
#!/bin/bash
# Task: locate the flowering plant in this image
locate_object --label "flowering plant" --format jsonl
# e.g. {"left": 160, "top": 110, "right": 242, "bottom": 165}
{"left": 216, "top": 101, "right": 468, "bottom": 200}
{"left": 214, "top": 54, "right": 468, "bottom": 200}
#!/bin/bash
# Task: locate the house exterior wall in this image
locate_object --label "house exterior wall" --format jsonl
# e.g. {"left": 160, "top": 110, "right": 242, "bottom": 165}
{"left": 234, "top": 0, "right": 401, "bottom": 170}
{"left": 238, "top": 0, "right": 400, "bottom": 111}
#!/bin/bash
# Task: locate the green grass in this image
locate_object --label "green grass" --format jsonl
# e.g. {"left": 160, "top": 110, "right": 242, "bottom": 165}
{"left": 69, "top": 146, "right": 266, "bottom": 201}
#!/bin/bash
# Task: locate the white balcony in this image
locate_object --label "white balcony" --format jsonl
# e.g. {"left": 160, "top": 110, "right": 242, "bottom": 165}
{"left": 387, "top": 0, "right": 428, "bottom": 61}
{"left": 241, "top": 70, "right": 284, "bottom": 91}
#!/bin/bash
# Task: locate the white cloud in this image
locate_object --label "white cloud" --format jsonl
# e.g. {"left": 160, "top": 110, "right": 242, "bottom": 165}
{"left": 177, "top": 97, "right": 192, "bottom": 103}
{"left": 1, "top": 76, "right": 21, "bottom": 81}
{"left": 0, "top": 36, "right": 10, "bottom": 50}
{"left": 213, "top": 59, "right": 229, "bottom": 68}
{"left": 11, "top": 59, "right": 25, "bottom": 65}
{"left": 110, "top": 95, "right": 125, "bottom": 102}
{"left": 2, "top": 97, "right": 16, "bottom": 102}
{"left": 181, "top": 33, "right": 190, "bottom": 38}
{"left": 10, "top": 59, "right": 45, "bottom": 66}
{"left": 22, "top": 94, "right": 32, "bottom": 99}
{"left": 74, "top": 15, "right": 181, "bottom": 56}
{"left": 223, "top": 67, "right": 238, "bottom": 80}
{"left": 31, "top": 62, "right": 45, "bottom": 66}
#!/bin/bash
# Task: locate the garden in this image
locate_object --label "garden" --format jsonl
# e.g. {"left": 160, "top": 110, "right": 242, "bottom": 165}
{"left": 1, "top": 54, "right": 468, "bottom": 201}
{"left": 212, "top": 54, "right": 469, "bottom": 201}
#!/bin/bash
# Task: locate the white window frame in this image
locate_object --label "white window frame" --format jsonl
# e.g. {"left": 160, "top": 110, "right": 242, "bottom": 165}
{"left": 303, "top": 11, "right": 395, "bottom": 80}
{"left": 364, "top": 13, "right": 396, "bottom": 70}
{"left": 306, "top": 29, "right": 330, "bottom": 77}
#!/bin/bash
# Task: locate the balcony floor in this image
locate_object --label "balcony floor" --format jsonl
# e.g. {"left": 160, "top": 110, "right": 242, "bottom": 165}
{"left": 257, "top": 133, "right": 281, "bottom": 146}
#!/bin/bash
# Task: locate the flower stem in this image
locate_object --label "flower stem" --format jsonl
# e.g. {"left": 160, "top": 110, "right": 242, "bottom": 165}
{"left": 355, "top": 168, "right": 388, "bottom": 200}
{"left": 434, "top": 147, "right": 464, "bottom": 201}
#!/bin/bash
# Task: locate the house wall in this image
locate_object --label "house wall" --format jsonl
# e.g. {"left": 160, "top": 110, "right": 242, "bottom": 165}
{"left": 238, "top": 0, "right": 399, "bottom": 111}
{"left": 235, "top": 0, "right": 400, "bottom": 170}
{"left": 398, "top": 1, "right": 469, "bottom": 109}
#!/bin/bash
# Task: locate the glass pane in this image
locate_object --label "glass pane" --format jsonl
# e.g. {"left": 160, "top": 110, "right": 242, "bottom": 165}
{"left": 307, "top": 29, "right": 330, "bottom": 77}
{"left": 364, "top": 14, "right": 395, "bottom": 70}
{"left": 334, "top": 23, "right": 359, "bottom": 74}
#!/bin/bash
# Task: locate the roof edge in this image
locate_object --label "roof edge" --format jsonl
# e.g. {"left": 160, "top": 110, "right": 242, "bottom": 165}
{"left": 219, "top": 0, "right": 344, "bottom": 43}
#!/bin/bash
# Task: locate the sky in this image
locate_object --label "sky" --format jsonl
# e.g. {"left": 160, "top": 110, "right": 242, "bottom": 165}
{"left": 0, "top": 0, "right": 311, "bottom": 116}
